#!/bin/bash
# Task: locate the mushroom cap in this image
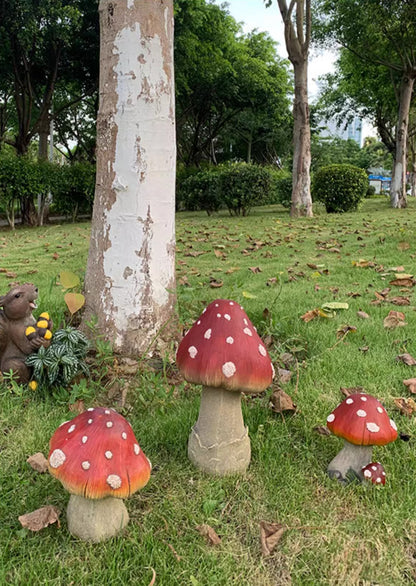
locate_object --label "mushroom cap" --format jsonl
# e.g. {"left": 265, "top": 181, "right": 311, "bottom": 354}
{"left": 361, "top": 462, "right": 386, "bottom": 485}
{"left": 176, "top": 299, "right": 274, "bottom": 393}
{"left": 48, "top": 407, "right": 151, "bottom": 499}
{"left": 326, "top": 393, "right": 398, "bottom": 446}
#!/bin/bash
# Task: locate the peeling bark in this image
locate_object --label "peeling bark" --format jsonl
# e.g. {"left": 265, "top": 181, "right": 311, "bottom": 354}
{"left": 84, "top": 0, "right": 177, "bottom": 356}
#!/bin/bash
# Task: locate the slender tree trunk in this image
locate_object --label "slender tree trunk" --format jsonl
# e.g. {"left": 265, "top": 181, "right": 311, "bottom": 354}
{"left": 291, "top": 59, "right": 312, "bottom": 217}
{"left": 390, "top": 73, "right": 414, "bottom": 208}
{"left": 84, "top": 0, "right": 177, "bottom": 356}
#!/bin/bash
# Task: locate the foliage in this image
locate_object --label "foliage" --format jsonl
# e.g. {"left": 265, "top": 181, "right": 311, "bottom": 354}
{"left": 52, "top": 162, "right": 95, "bottom": 220}
{"left": 312, "top": 164, "right": 368, "bottom": 213}
{"left": 270, "top": 170, "right": 292, "bottom": 208}
{"left": 25, "top": 326, "right": 89, "bottom": 389}
{"left": 176, "top": 168, "right": 222, "bottom": 215}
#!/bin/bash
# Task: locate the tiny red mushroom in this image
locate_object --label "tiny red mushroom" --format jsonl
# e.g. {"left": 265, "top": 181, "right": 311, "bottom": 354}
{"left": 176, "top": 299, "right": 274, "bottom": 475}
{"left": 48, "top": 407, "right": 151, "bottom": 542}
{"left": 361, "top": 462, "right": 386, "bottom": 485}
{"left": 326, "top": 393, "right": 397, "bottom": 483}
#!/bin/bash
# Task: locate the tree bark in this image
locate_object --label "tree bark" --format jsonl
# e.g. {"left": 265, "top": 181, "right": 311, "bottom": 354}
{"left": 390, "top": 73, "right": 414, "bottom": 208}
{"left": 277, "top": 0, "right": 313, "bottom": 217}
{"left": 84, "top": 0, "right": 177, "bottom": 356}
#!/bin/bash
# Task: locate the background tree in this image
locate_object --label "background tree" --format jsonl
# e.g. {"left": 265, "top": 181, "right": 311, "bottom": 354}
{"left": 265, "top": 0, "right": 313, "bottom": 217}
{"left": 84, "top": 0, "right": 177, "bottom": 356}
{"left": 317, "top": 0, "right": 416, "bottom": 208}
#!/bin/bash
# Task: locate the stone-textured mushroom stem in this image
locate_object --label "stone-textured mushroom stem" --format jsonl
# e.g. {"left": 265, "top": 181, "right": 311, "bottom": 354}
{"left": 67, "top": 494, "right": 129, "bottom": 542}
{"left": 327, "top": 440, "right": 373, "bottom": 483}
{"left": 188, "top": 385, "right": 250, "bottom": 475}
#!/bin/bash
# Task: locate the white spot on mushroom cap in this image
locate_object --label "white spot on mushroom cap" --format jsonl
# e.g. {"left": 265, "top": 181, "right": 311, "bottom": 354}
{"left": 346, "top": 398, "right": 354, "bottom": 405}
{"left": 197, "top": 320, "right": 201, "bottom": 325}
{"left": 202, "top": 308, "right": 207, "bottom": 313}
{"left": 87, "top": 408, "right": 94, "bottom": 412}
{"left": 357, "top": 409, "right": 367, "bottom": 418}
{"left": 243, "top": 318, "right": 248, "bottom": 325}
{"left": 363, "top": 469, "right": 371, "bottom": 478}
{"left": 49, "top": 449, "right": 66, "bottom": 468}
{"left": 82, "top": 436, "right": 88, "bottom": 444}
{"left": 106, "top": 421, "right": 113, "bottom": 428}
{"left": 376, "top": 477, "right": 382, "bottom": 484}
{"left": 217, "top": 313, "right": 222, "bottom": 318}
{"left": 226, "top": 336, "right": 234, "bottom": 344}
{"left": 360, "top": 396, "right": 367, "bottom": 402}
{"left": 390, "top": 419, "right": 397, "bottom": 431}
{"left": 243, "top": 327, "right": 252, "bottom": 336}
{"left": 105, "top": 451, "right": 113, "bottom": 459}
{"left": 382, "top": 471, "right": 386, "bottom": 476}
{"left": 188, "top": 346, "right": 198, "bottom": 359}
{"left": 104, "top": 409, "right": 111, "bottom": 414}
{"left": 229, "top": 302, "right": 234, "bottom": 306}
{"left": 204, "top": 329, "right": 212, "bottom": 340}
{"left": 366, "top": 422, "right": 380, "bottom": 433}
{"left": 224, "top": 314, "right": 231, "bottom": 321}
{"left": 327, "top": 413, "right": 335, "bottom": 423}
{"left": 222, "top": 362, "right": 236, "bottom": 378}
{"left": 81, "top": 461, "right": 90, "bottom": 470}
{"left": 258, "top": 344, "right": 267, "bottom": 357}
{"left": 215, "top": 303, "right": 219, "bottom": 307}
{"left": 107, "top": 474, "right": 122, "bottom": 489}
{"left": 122, "top": 432, "right": 127, "bottom": 440}
{"left": 68, "top": 424, "right": 76, "bottom": 433}
{"left": 88, "top": 419, "right": 93, "bottom": 424}
{"left": 377, "top": 407, "right": 384, "bottom": 413}
{"left": 134, "top": 444, "right": 140, "bottom": 455}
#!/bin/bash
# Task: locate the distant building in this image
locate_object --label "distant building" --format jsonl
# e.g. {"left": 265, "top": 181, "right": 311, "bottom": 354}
{"left": 319, "top": 116, "right": 363, "bottom": 146}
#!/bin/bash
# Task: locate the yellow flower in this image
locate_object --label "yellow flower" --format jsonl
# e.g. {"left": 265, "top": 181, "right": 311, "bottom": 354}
{"left": 28, "top": 381, "right": 38, "bottom": 391}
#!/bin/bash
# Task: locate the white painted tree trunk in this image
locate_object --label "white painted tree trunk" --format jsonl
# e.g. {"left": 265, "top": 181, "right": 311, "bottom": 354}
{"left": 84, "top": 0, "right": 177, "bottom": 355}
{"left": 390, "top": 74, "right": 414, "bottom": 209}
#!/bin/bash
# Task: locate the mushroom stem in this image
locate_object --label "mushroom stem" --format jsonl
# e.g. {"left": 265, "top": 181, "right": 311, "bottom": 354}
{"left": 327, "top": 440, "right": 373, "bottom": 483}
{"left": 188, "top": 385, "right": 251, "bottom": 475}
{"left": 66, "top": 495, "right": 129, "bottom": 542}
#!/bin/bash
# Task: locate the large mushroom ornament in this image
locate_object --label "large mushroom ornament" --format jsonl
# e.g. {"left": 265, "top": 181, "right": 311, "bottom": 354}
{"left": 48, "top": 407, "right": 151, "bottom": 542}
{"left": 326, "top": 393, "right": 397, "bottom": 483}
{"left": 176, "top": 299, "right": 274, "bottom": 475}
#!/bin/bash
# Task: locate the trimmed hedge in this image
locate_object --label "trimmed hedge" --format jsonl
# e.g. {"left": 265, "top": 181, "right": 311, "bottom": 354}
{"left": 312, "top": 164, "right": 368, "bottom": 213}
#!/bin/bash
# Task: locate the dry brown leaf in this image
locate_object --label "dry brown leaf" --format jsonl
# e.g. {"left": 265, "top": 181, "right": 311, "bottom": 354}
{"left": 26, "top": 452, "right": 48, "bottom": 473}
{"left": 248, "top": 266, "right": 262, "bottom": 274}
{"left": 209, "top": 278, "right": 223, "bottom": 288}
{"left": 270, "top": 388, "right": 296, "bottom": 413}
{"left": 403, "top": 378, "right": 416, "bottom": 394}
{"left": 300, "top": 309, "right": 320, "bottom": 322}
{"left": 214, "top": 249, "right": 225, "bottom": 259}
{"left": 260, "top": 521, "right": 286, "bottom": 556}
{"left": 390, "top": 296, "right": 410, "bottom": 306}
{"left": 18, "top": 505, "right": 61, "bottom": 532}
{"left": 389, "top": 278, "right": 414, "bottom": 287}
{"left": 336, "top": 324, "right": 357, "bottom": 338}
{"left": 394, "top": 397, "right": 416, "bottom": 417}
{"left": 277, "top": 368, "right": 293, "bottom": 384}
{"left": 313, "top": 425, "right": 331, "bottom": 436}
{"left": 68, "top": 399, "right": 86, "bottom": 414}
{"left": 340, "top": 386, "right": 364, "bottom": 397}
{"left": 398, "top": 241, "right": 410, "bottom": 251}
{"left": 397, "top": 353, "right": 416, "bottom": 366}
{"left": 196, "top": 524, "right": 221, "bottom": 545}
{"left": 383, "top": 310, "right": 407, "bottom": 329}
{"left": 357, "top": 311, "right": 370, "bottom": 319}
{"left": 6, "top": 271, "right": 17, "bottom": 278}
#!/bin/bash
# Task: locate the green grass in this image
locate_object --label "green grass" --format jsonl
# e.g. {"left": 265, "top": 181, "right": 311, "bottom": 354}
{"left": 1, "top": 199, "right": 416, "bottom": 584}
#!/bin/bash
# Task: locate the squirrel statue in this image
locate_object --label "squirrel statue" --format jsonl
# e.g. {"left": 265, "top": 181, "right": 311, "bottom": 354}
{"left": 0, "top": 283, "right": 52, "bottom": 383}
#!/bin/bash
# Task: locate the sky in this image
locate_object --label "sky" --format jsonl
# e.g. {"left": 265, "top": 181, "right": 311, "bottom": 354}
{"left": 213, "top": 0, "right": 376, "bottom": 140}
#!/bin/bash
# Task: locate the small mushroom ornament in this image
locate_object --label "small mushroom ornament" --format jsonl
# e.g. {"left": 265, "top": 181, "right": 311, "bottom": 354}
{"left": 362, "top": 462, "right": 386, "bottom": 485}
{"left": 48, "top": 407, "right": 151, "bottom": 542}
{"left": 176, "top": 299, "right": 274, "bottom": 475}
{"left": 326, "top": 393, "right": 397, "bottom": 483}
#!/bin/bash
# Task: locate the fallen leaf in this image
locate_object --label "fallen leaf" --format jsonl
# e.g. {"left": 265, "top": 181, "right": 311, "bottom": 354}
{"left": 352, "top": 259, "right": 370, "bottom": 267}
{"left": 383, "top": 310, "right": 407, "bottom": 329}
{"left": 214, "top": 249, "right": 225, "bottom": 259}
{"left": 357, "top": 311, "right": 370, "bottom": 319}
{"left": 26, "top": 452, "right": 48, "bottom": 473}
{"left": 340, "top": 386, "right": 364, "bottom": 397}
{"left": 248, "top": 266, "right": 262, "bottom": 274}
{"left": 397, "top": 353, "right": 416, "bottom": 366}
{"left": 196, "top": 524, "right": 221, "bottom": 545}
{"left": 270, "top": 388, "right": 296, "bottom": 413}
{"left": 6, "top": 271, "right": 17, "bottom": 278}
{"left": 359, "top": 345, "right": 370, "bottom": 353}
{"left": 300, "top": 309, "right": 321, "bottom": 322}
{"left": 390, "top": 296, "right": 410, "bottom": 306}
{"left": 64, "top": 292, "right": 85, "bottom": 315}
{"left": 260, "top": 521, "right": 286, "bottom": 556}
{"left": 321, "top": 302, "right": 349, "bottom": 311}
{"left": 52, "top": 252, "right": 59, "bottom": 260}
{"left": 68, "top": 399, "right": 86, "bottom": 414}
{"left": 403, "top": 378, "right": 416, "bottom": 394}
{"left": 18, "top": 506, "right": 61, "bottom": 532}
{"left": 60, "top": 270, "right": 80, "bottom": 289}
{"left": 394, "top": 397, "right": 416, "bottom": 417}
{"left": 336, "top": 324, "right": 357, "bottom": 338}
{"left": 398, "top": 241, "right": 410, "bottom": 251}
{"left": 209, "top": 278, "right": 223, "bottom": 289}
{"left": 313, "top": 425, "right": 331, "bottom": 436}
{"left": 277, "top": 368, "right": 293, "bottom": 384}
{"left": 242, "top": 291, "right": 257, "bottom": 299}
{"left": 389, "top": 278, "right": 414, "bottom": 287}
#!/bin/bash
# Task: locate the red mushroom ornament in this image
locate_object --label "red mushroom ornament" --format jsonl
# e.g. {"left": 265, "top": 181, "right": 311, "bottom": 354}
{"left": 176, "top": 299, "right": 274, "bottom": 475}
{"left": 361, "top": 462, "right": 386, "bottom": 486}
{"left": 326, "top": 393, "right": 397, "bottom": 483}
{"left": 48, "top": 407, "right": 151, "bottom": 542}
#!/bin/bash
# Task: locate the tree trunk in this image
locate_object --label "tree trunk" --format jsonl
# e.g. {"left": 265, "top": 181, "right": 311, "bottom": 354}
{"left": 84, "top": 0, "right": 177, "bottom": 356}
{"left": 390, "top": 73, "right": 414, "bottom": 208}
{"left": 291, "top": 59, "right": 312, "bottom": 217}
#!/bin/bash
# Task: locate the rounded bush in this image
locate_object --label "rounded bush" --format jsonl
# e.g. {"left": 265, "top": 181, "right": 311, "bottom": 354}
{"left": 313, "top": 164, "right": 368, "bottom": 213}
{"left": 178, "top": 169, "right": 221, "bottom": 215}
{"left": 218, "top": 163, "right": 271, "bottom": 216}
{"left": 52, "top": 162, "right": 95, "bottom": 220}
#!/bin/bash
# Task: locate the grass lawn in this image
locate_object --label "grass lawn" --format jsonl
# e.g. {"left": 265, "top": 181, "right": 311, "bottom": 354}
{"left": 1, "top": 197, "right": 416, "bottom": 585}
